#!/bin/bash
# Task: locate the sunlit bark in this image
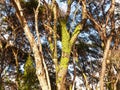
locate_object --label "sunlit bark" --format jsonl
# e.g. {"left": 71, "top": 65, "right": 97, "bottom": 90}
{"left": 11, "top": 0, "right": 49, "bottom": 90}
{"left": 100, "top": 0, "right": 115, "bottom": 89}
{"left": 34, "top": 0, "right": 51, "bottom": 90}
{"left": 100, "top": 36, "right": 112, "bottom": 90}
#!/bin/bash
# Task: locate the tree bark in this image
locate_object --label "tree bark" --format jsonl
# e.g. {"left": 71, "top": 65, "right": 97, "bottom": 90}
{"left": 100, "top": 36, "right": 112, "bottom": 90}
{"left": 56, "top": 1, "right": 87, "bottom": 89}
{"left": 11, "top": 0, "right": 49, "bottom": 90}
{"left": 57, "top": 53, "right": 71, "bottom": 90}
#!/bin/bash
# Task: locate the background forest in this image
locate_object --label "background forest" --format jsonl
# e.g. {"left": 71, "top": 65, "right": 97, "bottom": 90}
{"left": 0, "top": 0, "right": 120, "bottom": 90}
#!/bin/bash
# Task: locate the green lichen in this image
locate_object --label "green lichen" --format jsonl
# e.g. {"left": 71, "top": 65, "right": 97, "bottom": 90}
{"left": 70, "top": 23, "right": 83, "bottom": 45}
{"left": 49, "top": 43, "right": 54, "bottom": 52}
{"left": 72, "top": 24, "right": 82, "bottom": 36}
{"left": 57, "top": 57, "right": 70, "bottom": 83}
{"left": 60, "top": 19, "right": 71, "bottom": 53}
{"left": 57, "top": 76, "right": 62, "bottom": 83}
{"left": 60, "top": 57, "right": 69, "bottom": 68}
{"left": 59, "top": 19, "right": 71, "bottom": 70}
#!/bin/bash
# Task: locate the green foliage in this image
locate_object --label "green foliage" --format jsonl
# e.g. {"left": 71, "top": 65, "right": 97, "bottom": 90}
{"left": 24, "top": 55, "right": 35, "bottom": 75}
{"left": 18, "top": 55, "right": 39, "bottom": 90}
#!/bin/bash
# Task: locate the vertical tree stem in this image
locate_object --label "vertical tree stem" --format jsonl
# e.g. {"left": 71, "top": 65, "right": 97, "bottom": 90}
{"left": 34, "top": 1, "right": 51, "bottom": 90}
{"left": 100, "top": 36, "right": 112, "bottom": 90}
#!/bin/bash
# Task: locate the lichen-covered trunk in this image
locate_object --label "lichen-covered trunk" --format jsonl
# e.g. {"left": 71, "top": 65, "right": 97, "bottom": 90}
{"left": 57, "top": 52, "right": 71, "bottom": 90}
{"left": 56, "top": 9, "right": 86, "bottom": 88}
{"left": 56, "top": 20, "right": 71, "bottom": 90}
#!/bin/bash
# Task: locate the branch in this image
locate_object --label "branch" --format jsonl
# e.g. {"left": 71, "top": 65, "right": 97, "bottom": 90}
{"left": 69, "top": 0, "right": 81, "bottom": 32}
{"left": 87, "top": 11, "right": 107, "bottom": 45}
{"left": 11, "top": 0, "right": 49, "bottom": 89}
{"left": 87, "top": 12, "right": 102, "bottom": 31}
{"left": 34, "top": 0, "right": 41, "bottom": 48}
{"left": 53, "top": 1, "right": 58, "bottom": 66}
{"left": 66, "top": 0, "right": 73, "bottom": 18}
{"left": 43, "top": 23, "right": 54, "bottom": 58}
{"left": 70, "top": 22, "right": 84, "bottom": 45}
{"left": 100, "top": 36, "right": 112, "bottom": 90}
{"left": 105, "top": 0, "right": 115, "bottom": 26}
{"left": 34, "top": 1, "right": 51, "bottom": 90}
{"left": 70, "top": 0, "right": 87, "bottom": 46}
{"left": 100, "top": 1, "right": 115, "bottom": 89}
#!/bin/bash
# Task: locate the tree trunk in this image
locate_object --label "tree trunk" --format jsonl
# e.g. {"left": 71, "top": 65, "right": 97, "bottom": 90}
{"left": 57, "top": 53, "right": 71, "bottom": 90}
{"left": 11, "top": 0, "right": 49, "bottom": 90}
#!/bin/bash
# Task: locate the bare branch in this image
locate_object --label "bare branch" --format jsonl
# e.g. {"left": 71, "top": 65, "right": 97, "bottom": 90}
{"left": 34, "top": 1, "right": 51, "bottom": 90}
{"left": 53, "top": 1, "right": 58, "bottom": 66}
{"left": 100, "top": 36, "right": 112, "bottom": 90}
